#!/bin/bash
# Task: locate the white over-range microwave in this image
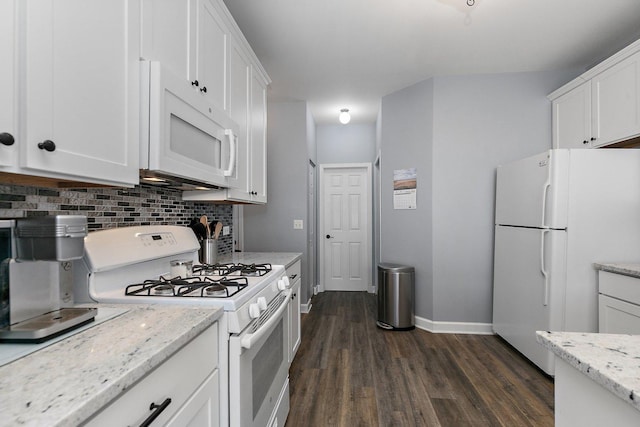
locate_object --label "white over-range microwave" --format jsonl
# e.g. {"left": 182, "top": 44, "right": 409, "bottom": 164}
{"left": 139, "top": 61, "right": 238, "bottom": 189}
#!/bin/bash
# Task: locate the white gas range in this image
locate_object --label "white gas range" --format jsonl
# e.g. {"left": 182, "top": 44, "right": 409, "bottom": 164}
{"left": 73, "top": 225, "right": 291, "bottom": 427}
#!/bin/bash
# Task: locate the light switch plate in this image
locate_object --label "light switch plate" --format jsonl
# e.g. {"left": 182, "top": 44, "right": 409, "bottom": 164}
{"left": 222, "top": 226, "right": 230, "bottom": 236}
{"left": 293, "top": 219, "right": 303, "bottom": 230}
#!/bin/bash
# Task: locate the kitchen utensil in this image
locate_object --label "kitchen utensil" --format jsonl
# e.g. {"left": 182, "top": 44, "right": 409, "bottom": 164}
{"left": 191, "top": 223, "right": 207, "bottom": 241}
{"left": 200, "top": 215, "right": 210, "bottom": 238}
{"left": 199, "top": 239, "right": 217, "bottom": 264}
{"left": 213, "top": 222, "right": 223, "bottom": 240}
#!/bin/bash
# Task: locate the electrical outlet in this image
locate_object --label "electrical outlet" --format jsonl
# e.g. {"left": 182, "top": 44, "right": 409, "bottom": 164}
{"left": 293, "top": 219, "right": 303, "bottom": 230}
{"left": 222, "top": 225, "right": 230, "bottom": 236}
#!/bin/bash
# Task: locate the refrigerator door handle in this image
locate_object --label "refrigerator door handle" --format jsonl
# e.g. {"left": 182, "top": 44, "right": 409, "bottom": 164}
{"left": 541, "top": 177, "right": 551, "bottom": 228}
{"left": 540, "top": 230, "right": 549, "bottom": 306}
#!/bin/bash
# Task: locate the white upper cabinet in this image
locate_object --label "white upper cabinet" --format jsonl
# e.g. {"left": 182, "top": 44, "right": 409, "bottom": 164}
{"left": 0, "top": 0, "right": 17, "bottom": 170}
{"left": 192, "top": 0, "right": 228, "bottom": 112}
{"left": 181, "top": 0, "right": 271, "bottom": 204}
{"left": 0, "top": 0, "right": 139, "bottom": 186}
{"left": 591, "top": 51, "right": 640, "bottom": 147}
{"left": 142, "top": 0, "right": 228, "bottom": 114}
{"left": 249, "top": 71, "right": 268, "bottom": 203}
{"left": 550, "top": 40, "right": 640, "bottom": 149}
{"left": 19, "top": 0, "right": 139, "bottom": 186}
{"left": 552, "top": 81, "right": 592, "bottom": 149}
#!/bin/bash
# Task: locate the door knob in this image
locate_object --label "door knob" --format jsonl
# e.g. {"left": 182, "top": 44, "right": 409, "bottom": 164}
{"left": 326, "top": 234, "right": 333, "bottom": 239}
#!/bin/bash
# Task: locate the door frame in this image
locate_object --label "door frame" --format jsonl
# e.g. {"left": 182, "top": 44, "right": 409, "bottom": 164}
{"left": 318, "top": 163, "right": 373, "bottom": 293}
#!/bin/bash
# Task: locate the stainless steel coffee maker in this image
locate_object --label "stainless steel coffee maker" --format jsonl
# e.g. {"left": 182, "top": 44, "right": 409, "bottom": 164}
{"left": 0, "top": 215, "right": 95, "bottom": 342}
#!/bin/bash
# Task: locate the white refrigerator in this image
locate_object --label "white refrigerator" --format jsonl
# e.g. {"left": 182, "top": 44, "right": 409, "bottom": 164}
{"left": 492, "top": 148, "right": 640, "bottom": 376}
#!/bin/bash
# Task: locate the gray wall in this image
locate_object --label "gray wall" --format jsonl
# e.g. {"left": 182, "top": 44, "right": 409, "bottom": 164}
{"left": 380, "top": 79, "right": 435, "bottom": 319}
{"left": 316, "top": 123, "right": 377, "bottom": 164}
{"left": 243, "top": 101, "right": 313, "bottom": 304}
{"left": 380, "top": 68, "right": 580, "bottom": 324}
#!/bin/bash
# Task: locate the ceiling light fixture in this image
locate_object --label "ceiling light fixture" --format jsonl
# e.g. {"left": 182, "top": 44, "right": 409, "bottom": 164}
{"left": 467, "top": 0, "right": 474, "bottom": 5}
{"left": 339, "top": 108, "right": 351, "bottom": 124}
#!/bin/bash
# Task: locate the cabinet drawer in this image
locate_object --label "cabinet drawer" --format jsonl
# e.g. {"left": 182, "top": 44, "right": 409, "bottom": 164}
{"left": 85, "top": 323, "right": 218, "bottom": 426}
{"left": 287, "top": 259, "right": 301, "bottom": 282}
{"left": 598, "top": 271, "right": 640, "bottom": 305}
{"left": 599, "top": 294, "right": 640, "bottom": 334}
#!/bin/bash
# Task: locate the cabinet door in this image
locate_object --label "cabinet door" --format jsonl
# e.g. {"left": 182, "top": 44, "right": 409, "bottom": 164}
{"left": 592, "top": 51, "right": 640, "bottom": 147}
{"left": 0, "top": 0, "right": 17, "bottom": 170}
{"left": 552, "top": 82, "right": 592, "bottom": 149}
{"left": 289, "top": 278, "right": 301, "bottom": 363}
{"left": 193, "top": 0, "right": 227, "bottom": 113}
{"left": 140, "top": 0, "right": 191, "bottom": 81}
{"left": 167, "top": 369, "right": 220, "bottom": 427}
{"left": 227, "top": 39, "right": 250, "bottom": 194}
{"left": 250, "top": 71, "right": 268, "bottom": 203}
{"left": 21, "top": 0, "right": 139, "bottom": 186}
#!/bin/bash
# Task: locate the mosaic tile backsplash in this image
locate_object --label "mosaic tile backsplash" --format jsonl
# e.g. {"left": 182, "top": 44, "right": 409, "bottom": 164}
{"left": 0, "top": 183, "right": 234, "bottom": 254}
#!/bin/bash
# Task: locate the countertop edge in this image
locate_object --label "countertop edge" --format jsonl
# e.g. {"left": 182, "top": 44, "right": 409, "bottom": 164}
{"left": 593, "top": 262, "right": 640, "bottom": 279}
{"left": 68, "top": 307, "right": 223, "bottom": 426}
{"left": 536, "top": 331, "right": 640, "bottom": 413}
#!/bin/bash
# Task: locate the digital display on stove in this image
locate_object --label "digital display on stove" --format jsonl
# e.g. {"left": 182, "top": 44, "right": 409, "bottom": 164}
{"left": 151, "top": 235, "right": 162, "bottom": 241}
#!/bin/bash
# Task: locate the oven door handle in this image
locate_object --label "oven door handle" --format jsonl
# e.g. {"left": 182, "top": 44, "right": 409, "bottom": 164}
{"left": 240, "top": 290, "right": 291, "bottom": 349}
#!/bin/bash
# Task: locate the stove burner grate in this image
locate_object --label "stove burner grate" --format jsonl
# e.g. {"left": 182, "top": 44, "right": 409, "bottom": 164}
{"left": 125, "top": 275, "right": 249, "bottom": 298}
{"left": 193, "top": 262, "right": 272, "bottom": 277}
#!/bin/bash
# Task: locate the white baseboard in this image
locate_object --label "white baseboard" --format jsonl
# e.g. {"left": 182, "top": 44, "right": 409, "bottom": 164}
{"left": 414, "top": 315, "right": 494, "bottom": 335}
{"left": 301, "top": 300, "right": 312, "bottom": 314}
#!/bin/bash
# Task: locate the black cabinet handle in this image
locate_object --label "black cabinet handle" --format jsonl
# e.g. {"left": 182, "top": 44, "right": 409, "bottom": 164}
{"left": 0, "top": 132, "right": 15, "bottom": 146}
{"left": 591, "top": 137, "right": 597, "bottom": 141}
{"left": 37, "top": 140, "right": 56, "bottom": 152}
{"left": 139, "top": 398, "right": 172, "bottom": 427}
{"left": 200, "top": 86, "right": 207, "bottom": 93}
{"left": 289, "top": 274, "right": 298, "bottom": 280}
{"left": 583, "top": 140, "right": 589, "bottom": 145}
{"left": 191, "top": 80, "right": 199, "bottom": 87}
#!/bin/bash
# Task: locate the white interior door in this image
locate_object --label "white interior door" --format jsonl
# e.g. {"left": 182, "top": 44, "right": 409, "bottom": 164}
{"left": 308, "top": 161, "right": 316, "bottom": 298}
{"left": 320, "top": 164, "right": 372, "bottom": 292}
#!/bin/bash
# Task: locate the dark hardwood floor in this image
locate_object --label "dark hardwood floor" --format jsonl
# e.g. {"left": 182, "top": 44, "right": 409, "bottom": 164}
{"left": 285, "top": 292, "right": 554, "bottom": 427}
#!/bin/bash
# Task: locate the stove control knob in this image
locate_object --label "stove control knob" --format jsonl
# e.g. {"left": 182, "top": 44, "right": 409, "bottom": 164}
{"left": 277, "top": 275, "right": 291, "bottom": 290}
{"left": 249, "top": 303, "right": 261, "bottom": 319}
{"left": 257, "top": 297, "right": 268, "bottom": 311}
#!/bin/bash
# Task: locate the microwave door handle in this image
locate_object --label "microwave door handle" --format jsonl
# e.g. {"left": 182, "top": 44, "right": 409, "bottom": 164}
{"left": 223, "top": 129, "right": 236, "bottom": 177}
{"left": 240, "top": 290, "right": 291, "bottom": 349}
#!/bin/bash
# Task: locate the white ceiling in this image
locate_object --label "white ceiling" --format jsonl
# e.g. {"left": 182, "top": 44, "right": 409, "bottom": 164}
{"left": 223, "top": 0, "right": 640, "bottom": 125}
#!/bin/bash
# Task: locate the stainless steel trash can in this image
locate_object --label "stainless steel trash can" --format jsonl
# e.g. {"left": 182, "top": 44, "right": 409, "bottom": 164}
{"left": 376, "top": 263, "right": 415, "bottom": 330}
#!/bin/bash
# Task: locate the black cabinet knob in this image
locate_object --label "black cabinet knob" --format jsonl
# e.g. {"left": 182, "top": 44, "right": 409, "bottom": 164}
{"left": 0, "top": 132, "right": 15, "bottom": 146}
{"left": 583, "top": 140, "right": 589, "bottom": 145}
{"left": 591, "top": 137, "right": 597, "bottom": 141}
{"left": 37, "top": 140, "right": 56, "bottom": 152}
{"left": 191, "top": 80, "right": 199, "bottom": 87}
{"left": 200, "top": 86, "right": 207, "bottom": 93}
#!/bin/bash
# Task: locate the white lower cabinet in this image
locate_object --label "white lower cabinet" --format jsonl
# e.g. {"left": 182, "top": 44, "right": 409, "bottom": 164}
{"left": 84, "top": 324, "right": 219, "bottom": 427}
{"left": 598, "top": 271, "right": 640, "bottom": 333}
{"left": 288, "top": 260, "right": 301, "bottom": 364}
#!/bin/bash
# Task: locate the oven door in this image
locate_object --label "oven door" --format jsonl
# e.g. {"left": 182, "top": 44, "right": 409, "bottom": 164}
{"left": 141, "top": 60, "right": 238, "bottom": 188}
{"left": 229, "top": 290, "right": 291, "bottom": 427}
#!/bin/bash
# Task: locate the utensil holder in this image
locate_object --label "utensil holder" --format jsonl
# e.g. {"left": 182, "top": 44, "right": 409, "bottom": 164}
{"left": 200, "top": 239, "right": 217, "bottom": 264}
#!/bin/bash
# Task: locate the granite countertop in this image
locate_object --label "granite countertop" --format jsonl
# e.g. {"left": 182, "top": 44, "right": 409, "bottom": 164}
{"left": 0, "top": 304, "right": 222, "bottom": 427}
{"left": 219, "top": 251, "right": 302, "bottom": 268}
{"left": 594, "top": 262, "right": 640, "bottom": 279}
{"left": 537, "top": 331, "right": 640, "bottom": 412}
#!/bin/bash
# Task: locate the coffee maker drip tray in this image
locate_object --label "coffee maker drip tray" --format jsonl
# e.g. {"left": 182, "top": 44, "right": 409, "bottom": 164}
{"left": 0, "top": 308, "right": 97, "bottom": 343}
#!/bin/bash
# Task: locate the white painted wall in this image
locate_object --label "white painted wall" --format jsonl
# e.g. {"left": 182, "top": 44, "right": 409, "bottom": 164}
{"left": 244, "top": 101, "right": 314, "bottom": 304}
{"left": 316, "top": 123, "right": 376, "bottom": 164}
{"left": 380, "top": 68, "right": 581, "bottom": 324}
